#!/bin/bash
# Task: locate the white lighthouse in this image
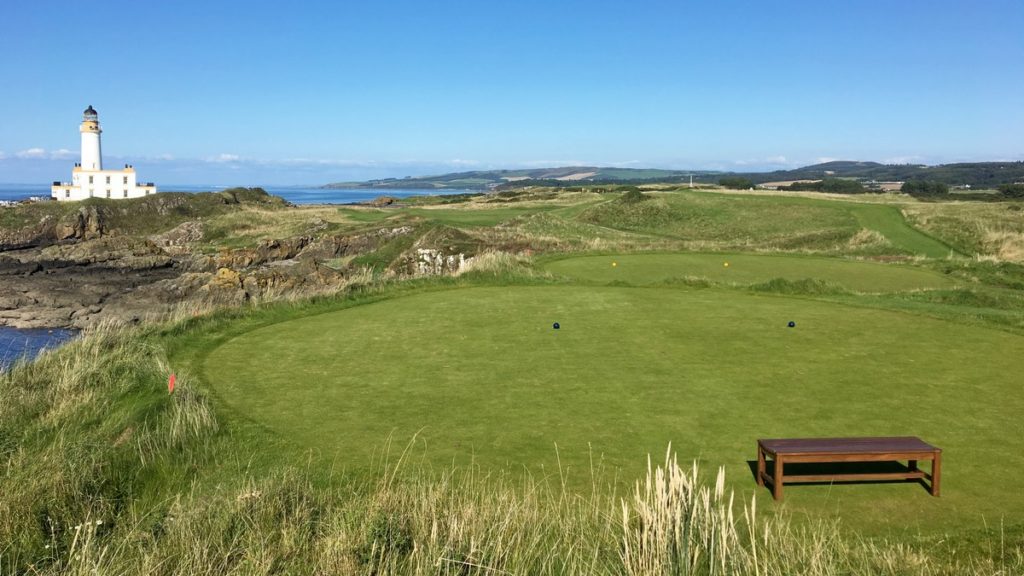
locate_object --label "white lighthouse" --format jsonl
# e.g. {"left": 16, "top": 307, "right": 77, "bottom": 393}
{"left": 80, "top": 105, "right": 102, "bottom": 170}
{"left": 51, "top": 106, "right": 157, "bottom": 201}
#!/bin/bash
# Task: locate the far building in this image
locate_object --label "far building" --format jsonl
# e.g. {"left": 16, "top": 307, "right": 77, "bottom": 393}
{"left": 51, "top": 106, "right": 157, "bottom": 201}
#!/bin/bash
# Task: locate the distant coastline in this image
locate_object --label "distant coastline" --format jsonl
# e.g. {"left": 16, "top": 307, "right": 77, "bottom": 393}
{"left": 0, "top": 184, "right": 476, "bottom": 205}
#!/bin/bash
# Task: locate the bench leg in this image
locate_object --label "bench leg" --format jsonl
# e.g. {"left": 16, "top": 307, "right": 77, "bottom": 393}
{"left": 772, "top": 456, "right": 783, "bottom": 500}
{"left": 757, "top": 444, "right": 766, "bottom": 487}
{"left": 931, "top": 452, "right": 941, "bottom": 497}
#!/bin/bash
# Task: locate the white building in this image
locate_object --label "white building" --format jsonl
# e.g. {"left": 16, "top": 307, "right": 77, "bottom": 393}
{"left": 51, "top": 106, "right": 157, "bottom": 201}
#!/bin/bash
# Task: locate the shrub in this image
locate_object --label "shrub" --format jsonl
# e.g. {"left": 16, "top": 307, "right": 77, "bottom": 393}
{"left": 902, "top": 180, "right": 949, "bottom": 197}
{"left": 784, "top": 178, "right": 865, "bottom": 193}
{"left": 718, "top": 177, "right": 754, "bottom": 190}
{"left": 998, "top": 183, "right": 1024, "bottom": 198}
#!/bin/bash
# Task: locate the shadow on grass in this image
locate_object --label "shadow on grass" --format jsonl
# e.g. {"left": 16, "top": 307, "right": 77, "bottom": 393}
{"left": 745, "top": 460, "right": 935, "bottom": 496}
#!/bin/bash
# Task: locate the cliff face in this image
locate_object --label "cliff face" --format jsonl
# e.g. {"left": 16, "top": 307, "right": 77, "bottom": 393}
{"left": 1, "top": 191, "right": 483, "bottom": 328}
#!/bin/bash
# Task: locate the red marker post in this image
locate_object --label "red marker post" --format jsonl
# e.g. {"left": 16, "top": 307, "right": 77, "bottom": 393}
{"left": 168, "top": 373, "right": 176, "bottom": 394}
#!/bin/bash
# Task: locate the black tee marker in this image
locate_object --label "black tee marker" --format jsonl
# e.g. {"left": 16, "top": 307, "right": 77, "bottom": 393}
{"left": 553, "top": 322, "right": 560, "bottom": 330}
{"left": 788, "top": 321, "right": 796, "bottom": 328}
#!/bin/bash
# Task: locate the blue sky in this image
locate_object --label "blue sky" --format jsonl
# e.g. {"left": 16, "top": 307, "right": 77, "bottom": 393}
{"left": 1, "top": 0, "right": 1021, "bottom": 185}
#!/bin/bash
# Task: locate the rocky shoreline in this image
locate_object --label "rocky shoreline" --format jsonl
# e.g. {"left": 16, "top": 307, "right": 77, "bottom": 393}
{"left": 0, "top": 190, "right": 480, "bottom": 329}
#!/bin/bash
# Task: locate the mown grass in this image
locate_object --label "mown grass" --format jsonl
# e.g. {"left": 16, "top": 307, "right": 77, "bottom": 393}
{"left": 2, "top": 316, "right": 1022, "bottom": 574}
{"left": 542, "top": 252, "right": 958, "bottom": 292}
{"left": 198, "top": 280, "right": 1024, "bottom": 537}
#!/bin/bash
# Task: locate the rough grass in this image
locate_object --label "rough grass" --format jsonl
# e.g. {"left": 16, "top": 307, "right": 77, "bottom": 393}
{"left": 903, "top": 201, "right": 1024, "bottom": 262}
{"left": 199, "top": 205, "right": 348, "bottom": 249}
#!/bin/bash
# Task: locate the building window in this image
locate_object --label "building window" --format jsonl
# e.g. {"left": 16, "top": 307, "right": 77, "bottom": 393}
{"left": 123, "top": 176, "right": 128, "bottom": 184}
{"left": 88, "top": 176, "right": 93, "bottom": 184}
{"left": 65, "top": 190, "right": 70, "bottom": 199}
{"left": 89, "top": 189, "right": 94, "bottom": 197}
{"left": 106, "top": 176, "right": 111, "bottom": 184}
{"left": 123, "top": 190, "right": 128, "bottom": 198}
{"left": 106, "top": 190, "right": 111, "bottom": 198}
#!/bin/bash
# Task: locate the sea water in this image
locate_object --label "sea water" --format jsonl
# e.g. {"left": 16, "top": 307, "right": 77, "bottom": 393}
{"left": 0, "top": 183, "right": 477, "bottom": 205}
{"left": 0, "top": 326, "right": 77, "bottom": 371}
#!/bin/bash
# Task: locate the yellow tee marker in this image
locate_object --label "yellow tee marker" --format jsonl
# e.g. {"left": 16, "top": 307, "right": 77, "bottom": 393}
{"left": 724, "top": 262, "right": 730, "bottom": 268}
{"left": 612, "top": 261, "right": 618, "bottom": 267}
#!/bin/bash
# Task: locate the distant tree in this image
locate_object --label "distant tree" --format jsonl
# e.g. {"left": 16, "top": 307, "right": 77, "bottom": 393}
{"left": 901, "top": 181, "right": 949, "bottom": 197}
{"left": 718, "top": 177, "right": 754, "bottom": 190}
{"left": 998, "top": 183, "right": 1024, "bottom": 198}
{"left": 783, "top": 179, "right": 865, "bottom": 193}
{"left": 819, "top": 178, "right": 865, "bottom": 193}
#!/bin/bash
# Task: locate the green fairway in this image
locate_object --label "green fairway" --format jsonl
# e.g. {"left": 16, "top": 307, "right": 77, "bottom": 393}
{"left": 580, "top": 190, "right": 961, "bottom": 257}
{"left": 848, "top": 204, "right": 957, "bottom": 258}
{"left": 204, "top": 284, "right": 1024, "bottom": 533}
{"left": 543, "top": 252, "right": 958, "bottom": 292}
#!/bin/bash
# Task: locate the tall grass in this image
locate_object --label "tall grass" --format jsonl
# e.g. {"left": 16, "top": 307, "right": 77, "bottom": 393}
{"left": 2, "top": 319, "right": 1022, "bottom": 574}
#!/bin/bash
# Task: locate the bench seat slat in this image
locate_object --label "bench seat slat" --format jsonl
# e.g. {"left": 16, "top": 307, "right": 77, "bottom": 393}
{"left": 759, "top": 436, "right": 939, "bottom": 456}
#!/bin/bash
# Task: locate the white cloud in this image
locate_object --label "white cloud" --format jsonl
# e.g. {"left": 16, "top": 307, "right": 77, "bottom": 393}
{"left": 882, "top": 155, "right": 925, "bottom": 165}
{"left": 11, "top": 147, "right": 79, "bottom": 160}
{"left": 16, "top": 147, "right": 48, "bottom": 159}
{"left": 0, "top": 150, "right": 6, "bottom": 160}
{"left": 816, "top": 157, "right": 839, "bottom": 164}
{"left": 520, "top": 159, "right": 589, "bottom": 168}
{"left": 207, "top": 153, "right": 241, "bottom": 163}
{"left": 731, "top": 155, "right": 799, "bottom": 168}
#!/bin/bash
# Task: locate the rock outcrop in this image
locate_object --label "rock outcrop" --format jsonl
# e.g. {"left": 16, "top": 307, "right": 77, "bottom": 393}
{"left": 0, "top": 190, "right": 488, "bottom": 328}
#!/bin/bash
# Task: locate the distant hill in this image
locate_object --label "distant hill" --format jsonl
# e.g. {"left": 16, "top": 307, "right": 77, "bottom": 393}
{"left": 322, "top": 167, "right": 720, "bottom": 190}
{"left": 324, "top": 161, "right": 1024, "bottom": 190}
{"left": 746, "top": 161, "right": 1024, "bottom": 188}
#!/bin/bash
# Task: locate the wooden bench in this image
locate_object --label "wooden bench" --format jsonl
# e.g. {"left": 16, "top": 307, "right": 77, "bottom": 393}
{"left": 757, "top": 436, "right": 941, "bottom": 500}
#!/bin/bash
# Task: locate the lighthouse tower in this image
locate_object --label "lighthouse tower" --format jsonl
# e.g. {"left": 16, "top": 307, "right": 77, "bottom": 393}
{"left": 80, "top": 105, "right": 102, "bottom": 170}
{"left": 51, "top": 106, "right": 157, "bottom": 201}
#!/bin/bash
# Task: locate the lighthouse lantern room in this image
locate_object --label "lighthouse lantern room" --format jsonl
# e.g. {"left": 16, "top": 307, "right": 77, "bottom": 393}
{"left": 51, "top": 106, "right": 157, "bottom": 201}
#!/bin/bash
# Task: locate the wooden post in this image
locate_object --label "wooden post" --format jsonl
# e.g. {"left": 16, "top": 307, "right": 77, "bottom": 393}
{"left": 931, "top": 452, "right": 941, "bottom": 497}
{"left": 757, "top": 443, "right": 766, "bottom": 487}
{"left": 773, "top": 456, "right": 784, "bottom": 500}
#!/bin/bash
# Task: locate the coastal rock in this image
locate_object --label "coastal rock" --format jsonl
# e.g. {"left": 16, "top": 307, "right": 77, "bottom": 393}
{"left": 297, "top": 226, "right": 414, "bottom": 261}
{"left": 411, "top": 248, "right": 469, "bottom": 276}
{"left": 213, "top": 237, "right": 314, "bottom": 269}
{"left": 59, "top": 206, "right": 106, "bottom": 240}
{"left": 150, "top": 221, "right": 204, "bottom": 255}
{"left": 0, "top": 215, "right": 58, "bottom": 251}
{"left": 368, "top": 196, "right": 396, "bottom": 207}
{"left": 396, "top": 225, "right": 480, "bottom": 276}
